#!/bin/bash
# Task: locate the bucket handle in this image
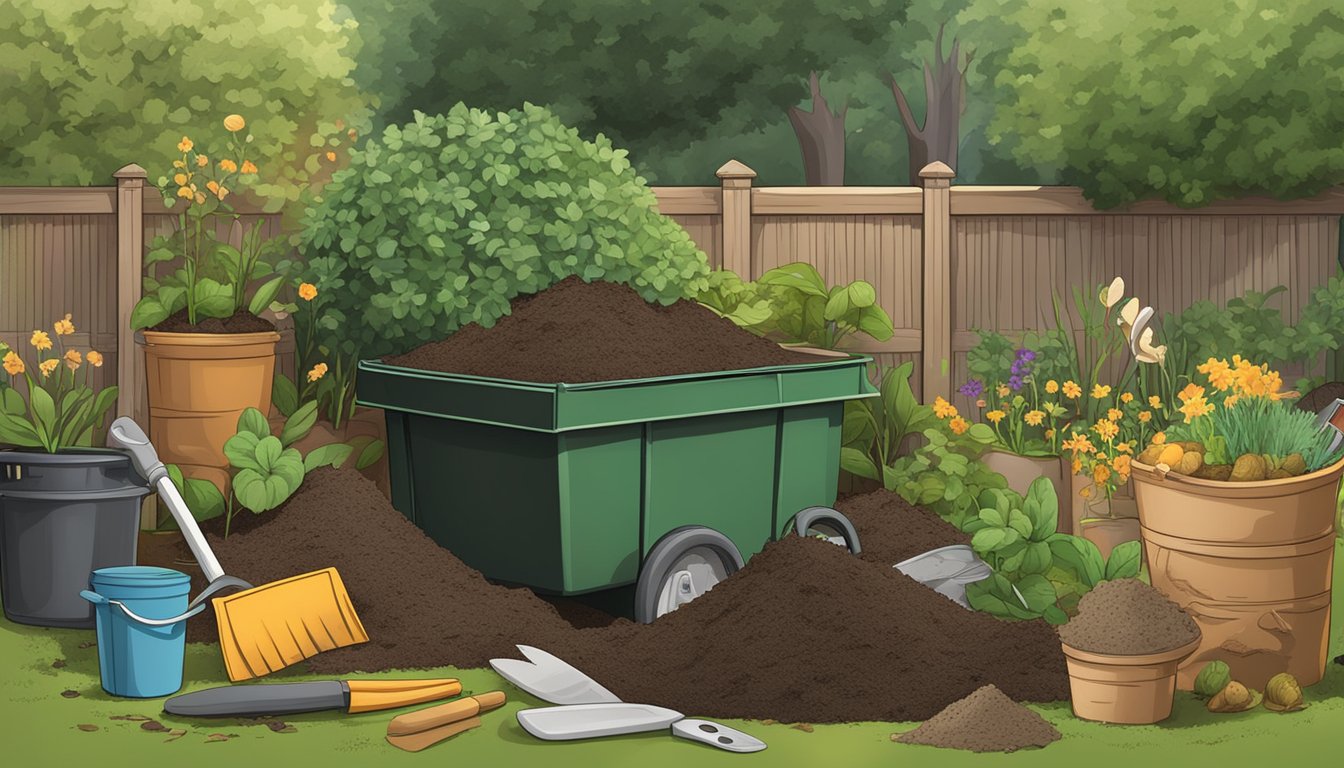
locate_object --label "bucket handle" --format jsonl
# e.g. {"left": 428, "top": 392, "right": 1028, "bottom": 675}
{"left": 79, "top": 575, "right": 250, "bottom": 627}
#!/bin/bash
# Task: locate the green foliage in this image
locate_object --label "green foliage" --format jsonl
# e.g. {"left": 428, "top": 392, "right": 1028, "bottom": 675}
{"left": 985, "top": 0, "right": 1344, "bottom": 207}
{"left": 298, "top": 104, "right": 710, "bottom": 360}
{"left": 841, "top": 362, "right": 942, "bottom": 487}
{"left": 0, "top": 0, "right": 369, "bottom": 204}
{"left": 1194, "top": 661, "right": 1232, "bottom": 700}
{"left": 1214, "top": 397, "right": 1341, "bottom": 471}
{"left": 698, "top": 264, "right": 894, "bottom": 350}
{"left": 163, "top": 464, "right": 226, "bottom": 525}
{"left": 0, "top": 335, "right": 117, "bottom": 453}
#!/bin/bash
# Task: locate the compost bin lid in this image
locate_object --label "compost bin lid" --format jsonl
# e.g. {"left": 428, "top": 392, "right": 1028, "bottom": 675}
{"left": 90, "top": 566, "right": 191, "bottom": 589}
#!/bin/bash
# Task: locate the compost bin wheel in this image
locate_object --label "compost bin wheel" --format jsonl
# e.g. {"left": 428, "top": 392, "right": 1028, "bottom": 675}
{"left": 635, "top": 526, "right": 744, "bottom": 624}
{"left": 793, "top": 507, "right": 862, "bottom": 555}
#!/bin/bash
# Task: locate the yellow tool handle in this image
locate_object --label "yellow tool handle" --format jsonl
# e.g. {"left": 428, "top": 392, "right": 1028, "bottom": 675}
{"left": 347, "top": 678, "right": 460, "bottom": 693}
{"left": 347, "top": 680, "right": 463, "bottom": 713}
{"left": 386, "top": 691, "right": 507, "bottom": 736}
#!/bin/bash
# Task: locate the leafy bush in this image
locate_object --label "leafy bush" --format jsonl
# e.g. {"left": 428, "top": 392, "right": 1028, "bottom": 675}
{"left": 298, "top": 104, "right": 710, "bottom": 360}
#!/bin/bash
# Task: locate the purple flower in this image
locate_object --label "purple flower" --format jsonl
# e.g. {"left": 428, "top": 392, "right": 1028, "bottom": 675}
{"left": 1007, "top": 374, "right": 1024, "bottom": 391}
{"left": 1016, "top": 348, "right": 1037, "bottom": 362}
{"left": 959, "top": 379, "right": 984, "bottom": 398}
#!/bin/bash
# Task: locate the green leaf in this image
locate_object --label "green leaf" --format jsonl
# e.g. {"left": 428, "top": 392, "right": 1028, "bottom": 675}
{"left": 966, "top": 423, "right": 996, "bottom": 444}
{"left": 1104, "top": 539, "right": 1143, "bottom": 581}
{"left": 1014, "top": 573, "right": 1058, "bottom": 613}
{"left": 353, "top": 438, "right": 384, "bottom": 470}
{"left": 236, "top": 407, "right": 271, "bottom": 438}
{"left": 1024, "top": 477, "right": 1059, "bottom": 538}
{"left": 272, "top": 373, "right": 298, "bottom": 417}
{"left": 270, "top": 447, "right": 305, "bottom": 492}
{"left": 0, "top": 411, "right": 43, "bottom": 446}
{"left": 1, "top": 387, "right": 25, "bottom": 415}
{"left": 971, "top": 527, "right": 1009, "bottom": 552}
{"left": 280, "top": 401, "right": 318, "bottom": 447}
{"left": 1021, "top": 541, "right": 1053, "bottom": 575}
{"left": 855, "top": 305, "right": 894, "bottom": 341}
{"left": 192, "top": 278, "right": 236, "bottom": 318}
{"left": 248, "top": 276, "right": 285, "bottom": 316}
{"left": 1049, "top": 534, "right": 1106, "bottom": 588}
{"left": 303, "top": 442, "right": 354, "bottom": 472}
{"left": 29, "top": 386, "right": 56, "bottom": 446}
{"left": 966, "top": 574, "right": 1038, "bottom": 620}
{"left": 223, "top": 431, "right": 263, "bottom": 471}
{"left": 822, "top": 288, "right": 851, "bottom": 322}
{"left": 978, "top": 506, "right": 1007, "bottom": 528}
{"left": 847, "top": 280, "right": 876, "bottom": 309}
{"left": 252, "top": 435, "right": 285, "bottom": 472}
{"left": 130, "top": 296, "right": 169, "bottom": 330}
{"left": 233, "top": 468, "right": 271, "bottom": 513}
{"left": 1043, "top": 605, "right": 1070, "bottom": 625}
{"left": 840, "top": 447, "right": 880, "bottom": 480}
{"left": 757, "top": 263, "right": 826, "bottom": 296}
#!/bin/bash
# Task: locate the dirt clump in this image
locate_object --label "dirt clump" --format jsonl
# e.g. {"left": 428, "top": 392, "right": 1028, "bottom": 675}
{"left": 895, "top": 684, "right": 1060, "bottom": 752}
{"left": 1057, "top": 578, "right": 1199, "bottom": 655}
{"left": 151, "top": 308, "right": 276, "bottom": 334}
{"left": 384, "top": 276, "right": 819, "bottom": 382}
{"left": 836, "top": 490, "right": 972, "bottom": 565}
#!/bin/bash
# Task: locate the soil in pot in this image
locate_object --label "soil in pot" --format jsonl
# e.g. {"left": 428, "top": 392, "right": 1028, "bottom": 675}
{"left": 895, "top": 684, "right": 1061, "bottom": 753}
{"left": 384, "top": 276, "right": 820, "bottom": 382}
{"left": 1059, "top": 578, "right": 1199, "bottom": 655}
{"left": 150, "top": 308, "right": 276, "bottom": 334}
{"left": 184, "top": 472, "right": 1070, "bottom": 723}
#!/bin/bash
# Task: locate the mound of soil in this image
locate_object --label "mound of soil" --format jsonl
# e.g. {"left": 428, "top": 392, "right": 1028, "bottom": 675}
{"left": 186, "top": 471, "right": 1068, "bottom": 722}
{"left": 1058, "top": 578, "right": 1199, "bottom": 655}
{"left": 895, "top": 684, "right": 1061, "bottom": 752}
{"left": 836, "top": 490, "right": 972, "bottom": 565}
{"left": 384, "top": 276, "right": 818, "bottom": 382}
{"left": 1296, "top": 381, "right": 1344, "bottom": 415}
{"left": 151, "top": 308, "right": 276, "bottom": 334}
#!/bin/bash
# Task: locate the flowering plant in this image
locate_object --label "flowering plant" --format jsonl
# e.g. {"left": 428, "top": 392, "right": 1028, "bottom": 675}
{"left": 130, "top": 114, "right": 291, "bottom": 330}
{"left": 269, "top": 280, "right": 360, "bottom": 429}
{"left": 959, "top": 346, "right": 1071, "bottom": 457}
{"left": 0, "top": 315, "right": 116, "bottom": 452}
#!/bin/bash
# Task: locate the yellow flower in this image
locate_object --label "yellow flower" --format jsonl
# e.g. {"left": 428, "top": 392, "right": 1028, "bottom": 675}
{"left": 218, "top": 158, "right": 238, "bottom": 173}
{"left": 173, "top": 172, "right": 188, "bottom": 186}
{"left": 1092, "top": 462, "right": 1112, "bottom": 487}
{"left": 1116, "top": 441, "right": 1134, "bottom": 454}
{"left": 1225, "top": 393, "right": 1240, "bottom": 408}
{"left": 30, "top": 330, "right": 52, "bottom": 351}
{"left": 1120, "top": 392, "right": 1134, "bottom": 404}
{"left": 1113, "top": 454, "right": 1132, "bottom": 479}
{"left": 223, "top": 114, "right": 246, "bottom": 132}
{"left": 1152, "top": 431, "right": 1166, "bottom": 445}
{"left": 307, "top": 363, "right": 328, "bottom": 383}
{"left": 53, "top": 313, "right": 74, "bottom": 335}
{"left": 177, "top": 186, "right": 193, "bottom": 200}
{"left": 178, "top": 136, "right": 193, "bottom": 153}
{"left": 1148, "top": 395, "right": 1162, "bottom": 409}
{"left": 196, "top": 154, "right": 209, "bottom": 167}
{"left": 1024, "top": 410, "right": 1045, "bottom": 426}
{"left": 1062, "top": 380, "right": 1082, "bottom": 399}
{"left": 933, "top": 396, "right": 958, "bottom": 420}
{"left": 3, "top": 351, "right": 24, "bottom": 376}
{"left": 38, "top": 359, "right": 59, "bottom": 378}
{"left": 172, "top": 160, "right": 186, "bottom": 169}
{"left": 1062, "top": 433, "right": 1095, "bottom": 456}
{"left": 996, "top": 383, "right": 1010, "bottom": 398}
{"left": 1199, "top": 357, "right": 1235, "bottom": 391}
{"left": 1179, "top": 396, "right": 1214, "bottom": 424}
{"left": 63, "top": 349, "right": 81, "bottom": 370}
{"left": 325, "top": 150, "right": 337, "bottom": 162}
{"left": 949, "top": 416, "right": 969, "bottom": 435}
{"left": 1079, "top": 485, "right": 1093, "bottom": 499}
{"left": 1138, "top": 410, "right": 1152, "bottom": 423}
{"left": 986, "top": 410, "right": 1006, "bottom": 424}
{"left": 87, "top": 350, "right": 103, "bottom": 367}
{"left": 1045, "top": 428, "right": 1056, "bottom": 440}
{"left": 1092, "top": 384, "right": 1112, "bottom": 399}
{"left": 1178, "top": 383, "right": 1205, "bottom": 403}
{"left": 298, "top": 283, "right": 318, "bottom": 301}
{"left": 1107, "top": 408, "right": 1123, "bottom": 422}
{"left": 241, "top": 160, "right": 258, "bottom": 174}
{"left": 1045, "top": 380, "right": 1059, "bottom": 394}
{"left": 206, "top": 180, "right": 229, "bottom": 200}
{"left": 1092, "top": 418, "right": 1119, "bottom": 442}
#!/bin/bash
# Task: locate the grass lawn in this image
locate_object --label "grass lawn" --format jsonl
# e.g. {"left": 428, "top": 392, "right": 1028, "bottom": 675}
{"left": 3, "top": 541, "right": 1342, "bottom": 767}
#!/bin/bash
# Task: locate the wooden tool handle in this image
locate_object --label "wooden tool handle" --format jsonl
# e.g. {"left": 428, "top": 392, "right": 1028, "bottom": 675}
{"left": 387, "top": 692, "right": 507, "bottom": 736}
{"left": 347, "top": 680, "right": 463, "bottom": 714}
{"left": 348, "top": 678, "right": 460, "bottom": 693}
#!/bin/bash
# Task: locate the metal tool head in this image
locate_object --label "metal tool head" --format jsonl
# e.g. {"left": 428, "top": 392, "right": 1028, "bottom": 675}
{"left": 489, "top": 645, "right": 621, "bottom": 705}
{"left": 1315, "top": 398, "right": 1344, "bottom": 454}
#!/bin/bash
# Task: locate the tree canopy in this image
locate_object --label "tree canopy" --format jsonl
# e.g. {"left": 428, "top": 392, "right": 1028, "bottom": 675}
{"left": 981, "top": 0, "right": 1344, "bottom": 207}
{"left": 0, "top": 0, "right": 370, "bottom": 206}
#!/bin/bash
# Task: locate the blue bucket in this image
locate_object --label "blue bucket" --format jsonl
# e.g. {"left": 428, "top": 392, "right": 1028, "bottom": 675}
{"left": 80, "top": 566, "right": 202, "bottom": 698}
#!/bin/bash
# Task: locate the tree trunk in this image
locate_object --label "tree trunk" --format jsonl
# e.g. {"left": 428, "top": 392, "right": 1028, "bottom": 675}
{"left": 787, "top": 72, "right": 847, "bottom": 186}
{"left": 889, "top": 25, "right": 974, "bottom": 184}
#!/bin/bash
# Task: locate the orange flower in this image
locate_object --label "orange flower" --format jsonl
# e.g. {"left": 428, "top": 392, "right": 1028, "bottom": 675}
{"left": 1045, "top": 380, "right": 1059, "bottom": 394}
{"left": 223, "top": 114, "right": 246, "bottom": 132}
{"left": 173, "top": 172, "right": 189, "bottom": 186}
{"left": 996, "top": 383, "right": 1010, "bottom": 398}
{"left": 3, "top": 351, "right": 24, "bottom": 376}
{"left": 1199, "top": 357, "right": 1235, "bottom": 391}
{"left": 1045, "top": 428, "right": 1056, "bottom": 440}
{"left": 53, "top": 313, "right": 74, "bottom": 335}
{"left": 1092, "top": 462, "right": 1112, "bottom": 487}
{"left": 986, "top": 410, "right": 1006, "bottom": 424}
{"left": 933, "top": 397, "right": 958, "bottom": 420}
{"left": 30, "top": 330, "right": 52, "bottom": 351}
{"left": 1107, "top": 408, "right": 1123, "bottom": 422}
{"left": 1138, "top": 410, "right": 1152, "bottom": 423}
{"left": 975, "top": 398, "right": 987, "bottom": 409}
{"left": 1178, "top": 383, "right": 1205, "bottom": 403}
{"left": 325, "top": 151, "right": 337, "bottom": 162}
{"left": 1072, "top": 457, "right": 1083, "bottom": 475}
{"left": 1062, "top": 433, "right": 1095, "bottom": 456}
{"left": 241, "top": 160, "right": 258, "bottom": 174}
{"left": 206, "top": 180, "right": 228, "bottom": 200}
{"left": 1180, "top": 395, "right": 1214, "bottom": 424}
{"left": 1120, "top": 391, "right": 1134, "bottom": 404}
{"left": 307, "top": 363, "right": 328, "bottom": 383}
{"left": 1152, "top": 431, "right": 1167, "bottom": 445}
{"left": 1024, "top": 410, "right": 1045, "bottom": 426}
{"left": 86, "top": 350, "right": 103, "bottom": 367}
{"left": 1115, "top": 441, "right": 1134, "bottom": 454}
{"left": 1091, "top": 384, "right": 1112, "bottom": 399}
{"left": 218, "top": 158, "right": 238, "bottom": 173}
{"left": 178, "top": 136, "right": 193, "bottom": 153}
{"left": 1062, "top": 380, "right": 1082, "bottom": 399}
{"left": 38, "top": 359, "right": 59, "bottom": 378}
{"left": 1079, "top": 485, "right": 1093, "bottom": 499}
{"left": 63, "top": 349, "right": 81, "bottom": 370}
{"left": 1148, "top": 395, "right": 1162, "bottom": 409}
{"left": 196, "top": 154, "right": 209, "bottom": 167}
{"left": 177, "top": 186, "right": 193, "bottom": 200}
{"left": 1091, "top": 418, "right": 1119, "bottom": 442}
{"left": 1112, "top": 454, "right": 1132, "bottom": 478}
{"left": 949, "top": 416, "right": 969, "bottom": 435}
{"left": 298, "top": 283, "right": 318, "bottom": 301}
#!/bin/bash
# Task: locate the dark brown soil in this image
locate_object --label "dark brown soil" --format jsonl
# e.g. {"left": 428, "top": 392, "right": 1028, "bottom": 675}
{"left": 384, "top": 276, "right": 819, "bottom": 382}
{"left": 895, "top": 684, "right": 1061, "bottom": 752}
{"left": 151, "top": 308, "right": 275, "bottom": 334}
{"left": 1057, "top": 578, "right": 1200, "bottom": 655}
{"left": 183, "top": 468, "right": 1069, "bottom": 723}
{"left": 836, "top": 490, "right": 972, "bottom": 565}
{"left": 1296, "top": 381, "right": 1344, "bottom": 415}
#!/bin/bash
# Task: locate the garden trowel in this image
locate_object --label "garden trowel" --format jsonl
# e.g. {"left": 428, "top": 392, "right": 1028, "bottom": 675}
{"left": 1314, "top": 398, "right": 1344, "bottom": 453}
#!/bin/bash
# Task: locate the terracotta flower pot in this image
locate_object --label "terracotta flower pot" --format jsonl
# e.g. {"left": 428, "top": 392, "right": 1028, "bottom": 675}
{"left": 1068, "top": 471, "right": 1138, "bottom": 543}
{"left": 1130, "top": 456, "right": 1344, "bottom": 689}
{"left": 1061, "top": 637, "right": 1200, "bottom": 724}
{"left": 981, "top": 450, "right": 1070, "bottom": 533}
{"left": 1078, "top": 515, "right": 1140, "bottom": 561}
{"left": 142, "top": 330, "right": 280, "bottom": 495}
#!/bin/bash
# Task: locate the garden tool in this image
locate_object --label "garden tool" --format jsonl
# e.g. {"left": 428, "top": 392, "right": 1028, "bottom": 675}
{"left": 1313, "top": 398, "right": 1344, "bottom": 454}
{"left": 893, "top": 544, "right": 994, "bottom": 609}
{"left": 107, "top": 417, "right": 368, "bottom": 682}
{"left": 386, "top": 691, "right": 508, "bottom": 752}
{"left": 490, "top": 645, "right": 766, "bottom": 753}
{"left": 165, "top": 678, "right": 463, "bottom": 717}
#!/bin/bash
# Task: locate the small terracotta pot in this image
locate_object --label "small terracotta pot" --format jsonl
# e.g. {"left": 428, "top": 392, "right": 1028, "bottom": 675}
{"left": 1068, "top": 472, "right": 1138, "bottom": 538}
{"left": 142, "top": 330, "right": 280, "bottom": 495}
{"left": 981, "top": 450, "right": 1070, "bottom": 533}
{"left": 1061, "top": 637, "right": 1200, "bottom": 724}
{"left": 1079, "top": 516, "right": 1140, "bottom": 561}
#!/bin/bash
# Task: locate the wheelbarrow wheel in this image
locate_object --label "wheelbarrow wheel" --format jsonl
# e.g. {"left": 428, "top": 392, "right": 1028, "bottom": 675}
{"left": 635, "top": 526, "right": 744, "bottom": 624}
{"left": 793, "top": 507, "right": 862, "bottom": 555}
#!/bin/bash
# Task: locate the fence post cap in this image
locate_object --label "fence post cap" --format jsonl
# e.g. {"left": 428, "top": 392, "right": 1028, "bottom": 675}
{"left": 113, "top": 164, "right": 148, "bottom": 180}
{"left": 716, "top": 159, "right": 758, "bottom": 180}
{"left": 918, "top": 161, "right": 956, "bottom": 180}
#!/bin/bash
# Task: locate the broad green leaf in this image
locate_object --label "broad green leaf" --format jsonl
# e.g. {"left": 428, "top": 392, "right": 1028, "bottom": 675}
{"left": 272, "top": 373, "right": 298, "bottom": 417}
{"left": 966, "top": 574, "right": 1038, "bottom": 620}
{"left": 223, "top": 431, "right": 263, "bottom": 471}
{"left": 1049, "top": 533, "right": 1106, "bottom": 588}
{"left": 0, "top": 411, "right": 43, "bottom": 446}
{"left": 183, "top": 478, "right": 226, "bottom": 521}
{"left": 971, "top": 527, "right": 1010, "bottom": 552}
{"left": 847, "top": 280, "right": 877, "bottom": 308}
{"left": 840, "top": 447, "right": 880, "bottom": 481}
{"left": 822, "top": 287, "right": 850, "bottom": 322}
{"left": 1014, "top": 574, "right": 1058, "bottom": 613}
{"left": 1, "top": 387, "right": 25, "bottom": 415}
{"left": 29, "top": 385, "right": 56, "bottom": 446}
{"left": 978, "top": 506, "right": 1007, "bottom": 528}
{"left": 1021, "top": 541, "right": 1053, "bottom": 575}
{"left": 1025, "top": 476, "right": 1059, "bottom": 538}
{"left": 1043, "top": 605, "right": 1070, "bottom": 625}
{"left": 855, "top": 305, "right": 894, "bottom": 341}
{"left": 252, "top": 435, "right": 285, "bottom": 473}
{"left": 130, "top": 296, "right": 169, "bottom": 330}
{"left": 966, "top": 422, "right": 997, "bottom": 445}
{"left": 248, "top": 276, "right": 285, "bottom": 316}
{"left": 757, "top": 263, "right": 826, "bottom": 296}
{"left": 236, "top": 407, "right": 271, "bottom": 438}
{"left": 353, "top": 438, "right": 385, "bottom": 470}
{"left": 304, "top": 442, "right": 354, "bottom": 472}
{"left": 280, "top": 401, "right": 318, "bottom": 447}
{"left": 1104, "top": 539, "right": 1143, "bottom": 581}
{"left": 233, "top": 468, "right": 271, "bottom": 513}
{"left": 270, "top": 448, "right": 305, "bottom": 493}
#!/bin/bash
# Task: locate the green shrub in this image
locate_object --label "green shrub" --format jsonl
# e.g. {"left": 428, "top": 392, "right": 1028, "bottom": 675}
{"left": 297, "top": 104, "right": 710, "bottom": 360}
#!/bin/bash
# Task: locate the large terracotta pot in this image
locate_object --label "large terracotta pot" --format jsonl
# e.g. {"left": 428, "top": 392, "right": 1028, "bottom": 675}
{"left": 981, "top": 450, "right": 1070, "bottom": 533}
{"left": 142, "top": 331, "right": 280, "bottom": 494}
{"left": 1130, "top": 456, "right": 1344, "bottom": 689}
{"left": 1061, "top": 637, "right": 1200, "bottom": 724}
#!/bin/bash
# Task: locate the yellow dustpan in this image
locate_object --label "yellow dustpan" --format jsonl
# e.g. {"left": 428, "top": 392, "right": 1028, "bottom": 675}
{"left": 109, "top": 418, "right": 368, "bottom": 681}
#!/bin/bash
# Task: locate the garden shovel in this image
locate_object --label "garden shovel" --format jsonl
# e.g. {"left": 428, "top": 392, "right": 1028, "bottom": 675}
{"left": 1314, "top": 398, "right": 1344, "bottom": 454}
{"left": 107, "top": 417, "right": 368, "bottom": 682}
{"left": 490, "top": 645, "right": 766, "bottom": 753}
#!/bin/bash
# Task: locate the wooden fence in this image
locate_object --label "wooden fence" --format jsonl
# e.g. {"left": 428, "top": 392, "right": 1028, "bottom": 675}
{"left": 1, "top": 160, "right": 1341, "bottom": 424}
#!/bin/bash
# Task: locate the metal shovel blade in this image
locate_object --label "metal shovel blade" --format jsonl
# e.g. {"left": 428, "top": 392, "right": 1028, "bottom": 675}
{"left": 517, "top": 703, "right": 682, "bottom": 740}
{"left": 489, "top": 646, "right": 619, "bottom": 705}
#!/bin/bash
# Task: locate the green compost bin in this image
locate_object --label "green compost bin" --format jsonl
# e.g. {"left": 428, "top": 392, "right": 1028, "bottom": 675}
{"left": 356, "top": 352, "right": 876, "bottom": 595}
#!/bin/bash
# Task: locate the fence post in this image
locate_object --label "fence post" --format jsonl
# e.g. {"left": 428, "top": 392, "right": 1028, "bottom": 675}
{"left": 716, "top": 159, "right": 757, "bottom": 277}
{"left": 114, "top": 164, "right": 146, "bottom": 420}
{"left": 920, "top": 161, "right": 955, "bottom": 402}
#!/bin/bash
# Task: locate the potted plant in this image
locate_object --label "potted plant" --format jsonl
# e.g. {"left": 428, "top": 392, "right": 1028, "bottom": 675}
{"left": 1130, "top": 354, "right": 1344, "bottom": 689}
{"left": 0, "top": 319, "right": 146, "bottom": 628}
{"left": 131, "top": 115, "right": 289, "bottom": 494}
